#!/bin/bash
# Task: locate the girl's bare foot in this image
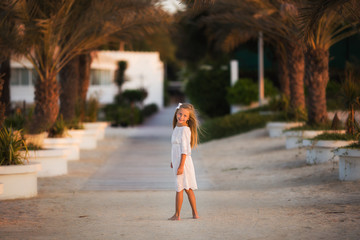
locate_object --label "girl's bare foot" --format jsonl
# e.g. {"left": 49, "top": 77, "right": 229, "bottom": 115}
{"left": 168, "top": 214, "right": 180, "bottom": 221}
{"left": 193, "top": 214, "right": 200, "bottom": 219}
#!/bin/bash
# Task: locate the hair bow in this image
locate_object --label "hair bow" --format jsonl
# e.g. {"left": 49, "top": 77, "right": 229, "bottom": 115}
{"left": 176, "top": 103, "right": 182, "bottom": 109}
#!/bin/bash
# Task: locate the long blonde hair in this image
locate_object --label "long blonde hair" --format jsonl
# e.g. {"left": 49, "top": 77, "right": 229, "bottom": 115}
{"left": 173, "top": 103, "right": 200, "bottom": 149}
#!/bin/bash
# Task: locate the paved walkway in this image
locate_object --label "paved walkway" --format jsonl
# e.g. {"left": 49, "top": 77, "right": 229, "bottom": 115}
{"left": 84, "top": 105, "right": 212, "bottom": 191}
{"left": 1, "top": 106, "right": 359, "bottom": 240}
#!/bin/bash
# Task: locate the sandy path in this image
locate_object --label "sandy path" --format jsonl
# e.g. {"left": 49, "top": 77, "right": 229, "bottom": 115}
{"left": 0, "top": 107, "right": 360, "bottom": 239}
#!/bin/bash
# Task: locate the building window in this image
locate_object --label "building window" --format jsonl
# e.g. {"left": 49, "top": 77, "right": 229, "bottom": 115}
{"left": 10, "top": 68, "right": 33, "bottom": 86}
{"left": 90, "top": 69, "right": 112, "bottom": 85}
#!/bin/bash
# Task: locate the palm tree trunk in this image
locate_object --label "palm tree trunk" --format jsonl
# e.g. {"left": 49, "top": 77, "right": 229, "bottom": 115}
{"left": 347, "top": 106, "right": 355, "bottom": 135}
{"left": 0, "top": 78, "right": 5, "bottom": 124}
{"left": 286, "top": 41, "right": 306, "bottom": 112}
{"left": 275, "top": 44, "right": 290, "bottom": 99}
{"left": 78, "top": 53, "right": 92, "bottom": 122}
{"left": 31, "top": 74, "right": 59, "bottom": 133}
{"left": 59, "top": 56, "right": 79, "bottom": 124}
{"left": 305, "top": 48, "right": 329, "bottom": 125}
{"left": 0, "top": 58, "right": 11, "bottom": 115}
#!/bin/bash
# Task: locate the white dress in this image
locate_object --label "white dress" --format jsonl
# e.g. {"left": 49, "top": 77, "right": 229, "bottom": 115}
{"left": 171, "top": 126, "right": 198, "bottom": 192}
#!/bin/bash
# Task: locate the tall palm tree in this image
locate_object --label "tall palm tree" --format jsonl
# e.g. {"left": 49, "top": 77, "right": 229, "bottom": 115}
{"left": 299, "top": 4, "right": 359, "bottom": 125}
{"left": 16, "top": 0, "right": 168, "bottom": 133}
{"left": 198, "top": 0, "right": 304, "bottom": 116}
{"left": 59, "top": 0, "right": 169, "bottom": 125}
{"left": 188, "top": 0, "right": 359, "bottom": 125}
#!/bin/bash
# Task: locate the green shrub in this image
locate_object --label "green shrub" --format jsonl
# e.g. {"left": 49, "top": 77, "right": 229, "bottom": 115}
{"left": 4, "top": 112, "right": 26, "bottom": 130}
{"left": 227, "top": 78, "right": 278, "bottom": 105}
{"left": 104, "top": 105, "right": 142, "bottom": 127}
{"left": 113, "top": 93, "right": 124, "bottom": 105}
{"left": 268, "top": 94, "right": 290, "bottom": 112}
{"left": 141, "top": 103, "right": 158, "bottom": 118}
{"left": 267, "top": 94, "right": 308, "bottom": 122}
{"left": 115, "top": 61, "right": 128, "bottom": 89}
{"left": 103, "top": 104, "right": 117, "bottom": 118}
{"left": 48, "top": 115, "right": 68, "bottom": 137}
{"left": 227, "top": 78, "right": 257, "bottom": 105}
{"left": 185, "top": 65, "right": 230, "bottom": 117}
{"left": 200, "top": 111, "right": 276, "bottom": 142}
{"left": 122, "top": 89, "right": 148, "bottom": 104}
{"left": 84, "top": 95, "right": 100, "bottom": 122}
{"left": 326, "top": 80, "right": 342, "bottom": 110}
{"left": 26, "top": 143, "right": 43, "bottom": 150}
{"left": 344, "top": 142, "right": 360, "bottom": 149}
{"left": 286, "top": 121, "right": 338, "bottom": 131}
{"left": 312, "top": 132, "right": 357, "bottom": 141}
{"left": 0, "top": 126, "right": 28, "bottom": 166}
{"left": 65, "top": 118, "right": 84, "bottom": 130}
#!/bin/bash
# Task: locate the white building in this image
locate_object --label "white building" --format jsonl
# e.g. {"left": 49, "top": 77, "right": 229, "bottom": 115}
{"left": 10, "top": 51, "right": 164, "bottom": 108}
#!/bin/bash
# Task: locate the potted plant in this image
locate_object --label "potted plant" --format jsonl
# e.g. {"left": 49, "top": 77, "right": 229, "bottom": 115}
{"left": 3, "top": 109, "right": 69, "bottom": 177}
{"left": 302, "top": 130, "right": 355, "bottom": 165}
{"left": 334, "top": 141, "right": 360, "bottom": 181}
{"left": 4, "top": 108, "right": 49, "bottom": 148}
{"left": 283, "top": 122, "right": 338, "bottom": 149}
{"left": 283, "top": 100, "right": 344, "bottom": 149}
{"left": 0, "top": 126, "right": 41, "bottom": 200}
{"left": 332, "top": 68, "right": 360, "bottom": 180}
{"left": 43, "top": 115, "right": 81, "bottom": 161}
{"left": 66, "top": 118, "right": 90, "bottom": 149}
{"left": 301, "top": 100, "right": 353, "bottom": 164}
{"left": 82, "top": 95, "right": 108, "bottom": 141}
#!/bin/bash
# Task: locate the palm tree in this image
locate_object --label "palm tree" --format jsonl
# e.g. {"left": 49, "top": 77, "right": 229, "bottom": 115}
{"left": 299, "top": 4, "right": 359, "bottom": 125}
{"left": 248, "top": 0, "right": 307, "bottom": 118}
{"left": 58, "top": 0, "right": 169, "bottom": 125}
{"left": 15, "top": 0, "right": 168, "bottom": 133}
{"left": 197, "top": 0, "right": 305, "bottom": 117}
{"left": 186, "top": 0, "right": 359, "bottom": 125}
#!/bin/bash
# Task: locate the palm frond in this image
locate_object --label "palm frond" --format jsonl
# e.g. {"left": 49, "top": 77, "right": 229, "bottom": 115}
{"left": 299, "top": 0, "right": 360, "bottom": 40}
{"left": 301, "top": 6, "right": 358, "bottom": 50}
{"left": 14, "top": 0, "right": 169, "bottom": 82}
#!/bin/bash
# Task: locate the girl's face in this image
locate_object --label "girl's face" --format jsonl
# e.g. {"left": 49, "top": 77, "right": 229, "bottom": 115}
{"left": 176, "top": 108, "right": 190, "bottom": 126}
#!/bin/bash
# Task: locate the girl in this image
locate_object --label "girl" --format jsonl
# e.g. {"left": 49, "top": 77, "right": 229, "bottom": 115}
{"left": 169, "top": 103, "right": 200, "bottom": 221}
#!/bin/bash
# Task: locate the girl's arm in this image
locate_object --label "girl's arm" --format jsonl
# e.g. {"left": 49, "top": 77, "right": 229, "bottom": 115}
{"left": 177, "top": 127, "right": 191, "bottom": 175}
{"left": 177, "top": 154, "right": 186, "bottom": 175}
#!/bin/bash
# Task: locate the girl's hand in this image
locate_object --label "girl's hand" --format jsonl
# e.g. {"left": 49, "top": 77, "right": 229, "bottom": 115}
{"left": 170, "top": 162, "right": 173, "bottom": 168}
{"left": 177, "top": 167, "right": 184, "bottom": 175}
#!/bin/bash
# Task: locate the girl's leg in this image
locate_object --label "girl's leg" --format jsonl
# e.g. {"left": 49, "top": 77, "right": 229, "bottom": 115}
{"left": 168, "top": 190, "right": 183, "bottom": 220}
{"left": 185, "top": 189, "right": 199, "bottom": 219}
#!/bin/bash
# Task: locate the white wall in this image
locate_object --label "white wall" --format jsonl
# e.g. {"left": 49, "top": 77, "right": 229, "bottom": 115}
{"left": 11, "top": 86, "right": 35, "bottom": 103}
{"left": 92, "top": 51, "right": 164, "bottom": 107}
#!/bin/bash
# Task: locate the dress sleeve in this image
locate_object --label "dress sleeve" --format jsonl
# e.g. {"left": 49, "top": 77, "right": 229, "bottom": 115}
{"left": 180, "top": 127, "right": 191, "bottom": 155}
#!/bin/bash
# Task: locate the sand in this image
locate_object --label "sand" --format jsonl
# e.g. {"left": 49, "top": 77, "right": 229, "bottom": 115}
{"left": 0, "top": 128, "right": 360, "bottom": 240}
